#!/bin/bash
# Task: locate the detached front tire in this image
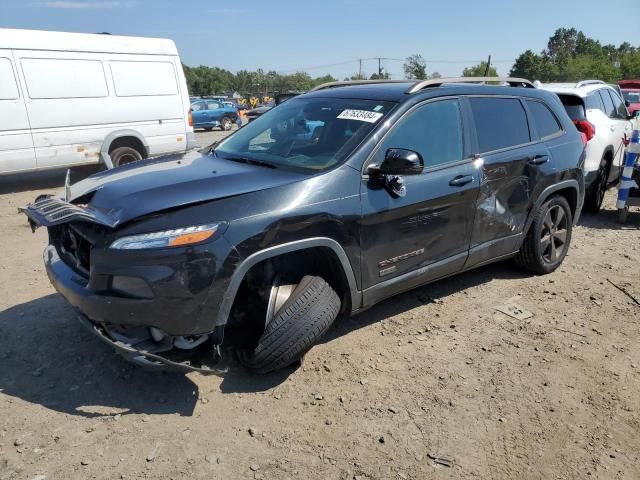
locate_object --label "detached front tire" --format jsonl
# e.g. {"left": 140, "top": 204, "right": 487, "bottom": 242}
{"left": 239, "top": 275, "right": 341, "bottom": 374}
{"left": 516, "top": 195, "right": 573, "bottom": 275}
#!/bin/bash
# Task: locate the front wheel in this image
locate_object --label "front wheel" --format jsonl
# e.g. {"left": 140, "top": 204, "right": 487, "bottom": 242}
{"left": 239, "top": 275, "right": 341, "bottom": 374}
{"left": 516, "top": 195, "right": 573, "bottom": 275}
{"left": 110, "top": 146, "right": 143, "bottom": 167}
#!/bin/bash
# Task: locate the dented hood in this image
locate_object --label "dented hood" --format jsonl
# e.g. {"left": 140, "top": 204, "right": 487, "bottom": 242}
{"left": 64, "top": 150, "right": 306, "bottom": 226}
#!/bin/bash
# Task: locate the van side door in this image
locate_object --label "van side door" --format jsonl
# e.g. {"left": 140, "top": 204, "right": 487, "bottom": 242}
{"left": 0, "top": 52, "right": 36, "bottom": 173}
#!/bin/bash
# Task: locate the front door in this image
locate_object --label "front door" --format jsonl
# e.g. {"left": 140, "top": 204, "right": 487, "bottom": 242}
{"left": 360, "top": 98, "right": 479, "bottom": 303}
{"left": 0, "top": 52, "right": 36, "bottom": 173}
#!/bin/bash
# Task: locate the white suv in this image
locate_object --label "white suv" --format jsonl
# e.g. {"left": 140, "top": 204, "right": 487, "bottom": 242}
{"left": 537, "top": 80, "right": 633, "bottom": 212}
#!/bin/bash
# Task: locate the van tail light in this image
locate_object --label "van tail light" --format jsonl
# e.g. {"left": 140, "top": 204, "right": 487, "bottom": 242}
{"left": 188, "top": 108, "right": 193, "bottom": 127}
{"left": 573, "top": 120, "right": 595, "bottom": 144}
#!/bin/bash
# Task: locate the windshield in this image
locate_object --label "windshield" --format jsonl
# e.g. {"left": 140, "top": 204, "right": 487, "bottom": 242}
{"left": 622, "top": 91, "right": 640, "bottom": 104}
{"left": 215, "top": 97, "right": 395, "bottom": 172}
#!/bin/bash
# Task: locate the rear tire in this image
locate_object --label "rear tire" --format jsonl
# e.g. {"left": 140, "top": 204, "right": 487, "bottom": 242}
{"left": 110, "top": 146, "right": 143, "bottom": 167}
{"left": 220, "top": 116, "right": 232, "bottom": 131}
{"left": 516, "top": 195, "right": 573, "bottom": 275}
{"left": 239, "top": 275, "right": 340, "bottom": 374}
{"left": 584, "top": 161, "right": 610, "bottom": 213}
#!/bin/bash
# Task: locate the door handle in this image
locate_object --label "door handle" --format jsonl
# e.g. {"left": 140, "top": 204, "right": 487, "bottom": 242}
{"left": 528, "top": 155, "right": 549, "bottom": 165}
{"left": 449, "top": 174, "right": 474, "bottom": 186}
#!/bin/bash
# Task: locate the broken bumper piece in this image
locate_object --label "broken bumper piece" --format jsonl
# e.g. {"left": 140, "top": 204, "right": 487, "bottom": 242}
{"left": 77, "top": 315, "right": 228, "bottom": 375}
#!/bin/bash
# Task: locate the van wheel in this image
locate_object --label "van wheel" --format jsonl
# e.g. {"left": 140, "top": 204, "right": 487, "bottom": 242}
{"left": 516, "top": 195, "right": 573, "bottom": 275}
{"left": 584, "top": 161, "right": 610, "bottom": 213}
{"left": 239, "top": 275, "right": 341, "bottom": 374}
{"left": 110, "top": 146, "right": 143, "bottom": 167}
{"left": 220, "top": 117, "right": 232, "bottom": 131}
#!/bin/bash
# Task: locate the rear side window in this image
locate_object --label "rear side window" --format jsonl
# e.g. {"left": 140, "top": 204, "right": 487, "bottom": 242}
{"left": 469, "top": 97, "right": 530, "bottom": 153}
{"left": 21, "top": 58, "right": 108, "bottom": 99}
{"left": 599, "top": 89, "right": 616, "bottom": 117}
{"left": 0, "top": 58, "right": 19, "bottom": 100}
{"left": 607, "top": 90, "right": 628, "bottom": 119}
{"left": 585, "top": 91, "right": 605, "bottom": 112}
{"left": 206, "top": 101, "right": 222, "bottom": 110}
{"left": 526, "top": 100, "right": 562, "bottom": 139}
{"left": 558, "top": 95, "right": 585, "bottom": 120}
{"left": 110, "top": 61, "right": 178, "bottom": 97}
{"left": 376, "top": 99, "right": 463, "bottom": 168}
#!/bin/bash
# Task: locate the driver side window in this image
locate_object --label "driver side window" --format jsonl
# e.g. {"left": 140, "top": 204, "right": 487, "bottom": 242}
{"left": 374, "top": 99, "right": 463, "bottom": 170}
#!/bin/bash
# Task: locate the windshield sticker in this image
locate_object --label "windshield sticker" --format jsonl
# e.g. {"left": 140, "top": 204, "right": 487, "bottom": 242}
{"left": 373, "top": 105, "right": 384, "bottom": 112}
{"left": 337, "top": 109, "right": 384, "bottom": 123}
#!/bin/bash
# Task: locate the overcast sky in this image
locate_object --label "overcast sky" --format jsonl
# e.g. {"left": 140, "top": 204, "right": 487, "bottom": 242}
{"left": 1, "top": 0, "right": 637, "bottom": 79}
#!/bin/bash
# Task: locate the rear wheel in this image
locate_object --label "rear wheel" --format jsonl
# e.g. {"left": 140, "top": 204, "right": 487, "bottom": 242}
{"left": 584, "top": 161, "right": 610, "bottom": 213}
{"left": 220, "top": 116, "right": 232, "bottom": 131}
{"left": 239, "top": 275, "right": 340, "bottom": 374}
{"left": 516, "top": 195, "right": 573, "bottom": 275}
{"left": 110, "top": 146, "right": 143, "bottom": 167}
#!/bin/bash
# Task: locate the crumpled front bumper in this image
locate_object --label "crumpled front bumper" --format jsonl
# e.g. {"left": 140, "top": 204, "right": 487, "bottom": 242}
{"left": 77, "top": 314, "right": 228, "bottom": 375}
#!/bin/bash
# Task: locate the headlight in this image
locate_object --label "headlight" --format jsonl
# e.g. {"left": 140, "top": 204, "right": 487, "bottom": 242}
{"left": 110, "top": 223, "right": 220, "bottom": 250}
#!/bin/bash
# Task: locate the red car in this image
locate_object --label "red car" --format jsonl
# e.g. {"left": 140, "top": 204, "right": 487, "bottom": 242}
{"left": 619, "top": 80, "right": 640, "bottom": 117}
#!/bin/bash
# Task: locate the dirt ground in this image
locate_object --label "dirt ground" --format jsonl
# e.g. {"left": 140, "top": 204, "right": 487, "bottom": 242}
{"left": 1, "top": 132, "right": 639, "bottom": 480}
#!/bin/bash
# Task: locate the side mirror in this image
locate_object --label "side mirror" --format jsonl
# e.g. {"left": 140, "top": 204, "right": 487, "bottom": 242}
{"left": 368, "top": 148, "right": 424, "bottom": 176}
{"left": 625, "top": 100, "right": 631, "bottom": 108}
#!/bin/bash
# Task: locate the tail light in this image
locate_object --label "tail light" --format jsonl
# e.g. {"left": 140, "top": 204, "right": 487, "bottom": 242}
{"left": 573, "top": 120, "right": 595, "bottom": 144}
{"left": 188, "top": 108, "right": 193, "bottom": 127}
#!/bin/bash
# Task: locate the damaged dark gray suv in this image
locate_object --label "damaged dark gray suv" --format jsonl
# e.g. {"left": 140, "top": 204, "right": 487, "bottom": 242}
{"left": 22, "top": 78, "right": 585, "bottom": 374}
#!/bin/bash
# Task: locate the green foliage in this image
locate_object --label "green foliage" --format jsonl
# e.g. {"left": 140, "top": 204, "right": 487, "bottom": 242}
{"left": 462, "top": 61, "right": 498, "bottom": 77}
{"left": 403, "top": 54, "right": 427, "bottom": 80}
{"left": 183, "top": 64, "right": 336, "bottom": 97}
{"left": 510, "top": 27, "right": 640, "bottom": 83}
{"left": 370, "top": 71, "right": 391, "bottom": 80}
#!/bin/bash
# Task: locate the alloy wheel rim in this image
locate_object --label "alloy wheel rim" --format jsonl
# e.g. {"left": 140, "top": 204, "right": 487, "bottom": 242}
{"left": 265, "top": 278, "right": 297, "bottom": 326}
{"left": 540, "top": 205, "right": 568, "bottom": 263}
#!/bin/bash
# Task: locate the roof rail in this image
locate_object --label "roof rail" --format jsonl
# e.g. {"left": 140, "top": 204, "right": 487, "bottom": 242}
{"left": 309, "top": 77, "right": 536, "bottom": 94}
{"left": 575, "top": 80, "right": 605, "bottom": 88}
{"left": 309, "top": 79, "right": 411, "bottom": 92}
{"left": 406, "top": 77, "right": 535, "bottom": 93}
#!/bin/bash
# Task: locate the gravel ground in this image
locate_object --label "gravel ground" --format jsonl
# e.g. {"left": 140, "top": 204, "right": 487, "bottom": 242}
{"left": 1, "top": 134, "right": 639, "bottom": 479}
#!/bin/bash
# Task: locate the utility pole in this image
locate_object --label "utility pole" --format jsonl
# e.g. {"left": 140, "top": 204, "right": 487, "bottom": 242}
{"left": 378, "top": 57, "right": 382, "bottom": 77}
{"left": 484, "top": 55, "right": 492, "bottom": 76}
{"left": 359, "top": 59, "right": 362, "bottom": 79}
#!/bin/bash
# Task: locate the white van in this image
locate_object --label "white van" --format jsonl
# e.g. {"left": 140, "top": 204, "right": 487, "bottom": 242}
{"left": 0, "top": 28, "right": 194, "bottom": 174}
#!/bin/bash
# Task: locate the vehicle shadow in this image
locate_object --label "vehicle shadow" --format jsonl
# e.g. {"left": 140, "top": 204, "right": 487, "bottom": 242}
{"left": 321, "top": 260, "right": 529, "bottom": 345}
{"left": 0, "top": 165, "right": 101, "bottom": 195}
{"left": 578, "top": 208, "right": 640, "bottom": 230}
{"left": 0, "top": 294, "right": 199, "bottom": 418}
{"left": 0, "top": 261, "right": 528, "bottom": 405}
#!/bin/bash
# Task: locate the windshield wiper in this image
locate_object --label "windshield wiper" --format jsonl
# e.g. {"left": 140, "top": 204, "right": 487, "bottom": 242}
{"left": 222, "top": 156, "right": 277, "bottom": 169}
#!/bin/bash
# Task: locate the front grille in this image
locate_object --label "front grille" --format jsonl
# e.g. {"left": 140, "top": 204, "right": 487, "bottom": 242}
{"left": 32, "top": 197, "right": 98, "bottom": 224}
{"left": 54, "top": 224, "right": 94, "bottom": 278}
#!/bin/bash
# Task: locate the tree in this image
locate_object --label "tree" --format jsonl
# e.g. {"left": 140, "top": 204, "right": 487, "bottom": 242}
{"left": 403, "top": 54, "right": 427, "bottom": 80}
{"left": 370, "top": 71, "right": 391, "bottom": 80}
{"left": 462, "top": 61, "right": 498, "bottom": 77}
{"left": 429, "top": 72, "right": 442, "bottom": 79}
{"left": 509, "top": 28, "right": 639, "bottom": 82}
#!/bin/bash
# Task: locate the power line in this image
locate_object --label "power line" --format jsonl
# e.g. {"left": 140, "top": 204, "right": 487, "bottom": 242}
{"left": 274, "top": 57, "right": 516, "bottom": 74}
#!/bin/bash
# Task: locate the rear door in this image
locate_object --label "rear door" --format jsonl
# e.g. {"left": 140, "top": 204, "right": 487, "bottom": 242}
{"left": 603, "top": 88, "right": 632, "bottom": 175}
{"left": 0, "top": 52, "right": 36, "bottom": 173}
{"left": 465, "top": 96, "right": 549, "bottom": 268}
{"left": 360, "top": 98, "right": 479, "bottom": 299}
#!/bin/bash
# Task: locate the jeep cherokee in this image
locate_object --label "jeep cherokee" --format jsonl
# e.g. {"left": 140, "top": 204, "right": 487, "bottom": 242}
{"left": 21, "top": 77, "right": 585, "bottom": 374}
